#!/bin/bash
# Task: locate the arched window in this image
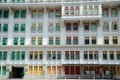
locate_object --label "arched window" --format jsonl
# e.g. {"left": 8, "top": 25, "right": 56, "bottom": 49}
{"left": 83, "top": 6, "right": 87, "bottom": 16}
{"left": 65, "top": 6, "right": 69, "bottom": 15}
{"left": 70, "top": 6, "right": 74, "bottom": 15}
{"left": 94, "top": 6, "right": 98, "bottom": 15}
{"left": 89, "top": 6, "right": 93, "bottom": 15}
{"left": 75, "top": 6, "right": 79, "bottom": 15}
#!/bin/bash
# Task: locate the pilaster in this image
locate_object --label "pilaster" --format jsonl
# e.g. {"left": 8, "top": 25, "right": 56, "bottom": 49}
{"left": 25, "top": 7, "right": 31, "bottom": 45}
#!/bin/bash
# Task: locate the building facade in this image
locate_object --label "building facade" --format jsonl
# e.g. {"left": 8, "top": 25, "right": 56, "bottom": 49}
{"left": 0, "top": 0, "right": 120, "bottom": 79}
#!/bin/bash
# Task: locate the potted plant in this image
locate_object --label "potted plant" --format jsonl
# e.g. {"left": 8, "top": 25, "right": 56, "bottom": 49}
{"left": 21, "top": 71, "right": 25, "bottom": 78}
{"left": 9, "top": 71, "right": 13, "bottom": 79}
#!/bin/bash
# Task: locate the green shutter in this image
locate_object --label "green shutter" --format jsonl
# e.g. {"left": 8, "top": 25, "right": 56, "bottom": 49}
{"left": 21, "top": 51, "right": 25, "bottom": 60}
{"left": 56, "top": 40, "right": 60, "bottom": 45}
{"left": 3, "top": 52, "right": 7, "bottom": 60}
{"left": 2, "top": 38, "right": 7, "bottom": 45}
{"left": 14, "top": 24, "right": 19, "bottom": 32}
{"left": 0, "top": 52, "right": 2, "bottom": 60}
{"left": 20, "top": 37, "right": 25, "bottom": 45}
{"left": 3, "top": 10, "right": 9, "bottom": 18}
{"left": 0, "top": 24, "right": 1, "bottom": 32}
{"left": 55, "top": 25, "right": 60, "bottom": 32}
{"left": 14, "top": 10, "right": 19, "bottom": 18}
{"left": 2, "top": 66, "right": 6, "bottom": 75}
{"left": 11, "top": 52, "right": 15, "bottom": 60}
{"left": 38, "top": 25, "right": 42, "bottom": 32}
{"left": 20, "top": 24, "right": 25, "bottom": 32}
{"left": 3, "top": 24, "right": 8, "bottom": 32}
{"left": 0, "top": 11, "right": 2, "bottom": 18}
{"left": 16, "top": 51, "right": 20, "bottom": 60}
{"left": 21, "top": 10, "right": 26, "bottom": 18}
{"left": 13, "top": 37, "right": 18, "bottom": 45}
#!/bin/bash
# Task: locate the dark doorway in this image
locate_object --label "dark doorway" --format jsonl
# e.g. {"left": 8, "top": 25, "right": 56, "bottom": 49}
{"left": 12, "top": 67, "right": 24, "bottom": 78}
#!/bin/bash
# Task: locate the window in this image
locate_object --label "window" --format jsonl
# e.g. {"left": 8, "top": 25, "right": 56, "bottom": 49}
{"left": 85, "top": 37, "right": 89, "bottom": 45}
{"left": 14, "top": 10, "right": 19, "bottom": 18}
{"left": 55, "top": 10, "right": 61, "bottom": 18}
{"left": 31, "top": 37, "right": 36, "bottom": 45}
{"left": 65, "top": 51, "right": 69, "bottom": 60}
{"left": 65, "top": 6, "right": 69, "bottom": 15}
{"left": 91, "top": 23, "right": 97, "bottom": 31}
{"left": 103, "top": 8, "right": 108, "bottom": 17}
{"left": 34, "top": 52, "right": 38, "bottom": 60}
{"left": 103, "top": 22, "right": 109, "bottom": 31}
{"left": 39, "top": 51, "right": 43, "bottom": 60}
{"left": 48, "top": 23, "right": 54, "bottom": 32}
{"left": 0, "top": 52, "right": 2, "bottom": 60}
{"left": 2, "top": 37, "right": 7, "bottom": 45}
{"left": 75, "top": 6, "right": 79, "bottom": 15}
{"left": 38, "top": 10, "right": 43, "bottom": 18}
{"left": 94, "top": 6, "right": 98, "bottom": 15}
{"left": 112, "top": 22, "right": 117, "bottom": 31}
{"left": 29, "top": 52, "right": 33, "bottom": 60}
{"left": 38, "top": 23, "right": 43, "bottom": 32}
{"left": 21, "top": 10, "right": 26, "bottom": 18}
{"left": 0, "top": 24, "right": 1, "bottom": 32}
{"left": 49, "top": 10, "right": 54, "bottom": 18}
{"left": 89, "top": 6, "right": 93, "bottom": 15}
{"left": 3, "top": 24, "right": 8, "bottom": 32}
{"left": 56, "top": 37, "right": 60, "bottom": 45}
{"left": 32, "top": 10, "right": 37, "bottom": 18}
{"left": 57, "top": 51, "right": 61, "bottom": 60}
{"left": 73, "top": 23, "right": 78, "bottom": 31}
{"left": 55, "top": 23, "right": 60, "bottom": 32}
{"left": 14, "top": 24, "right": 19, "bottom": 32}
{"left": 89, "top": 51, "right": 93, "bottom": 59}
{"left": 113, "top": 36, "right": 118, "bottom": 44}
{"left": 0, "top": 10, "right": 2, "bottom": 18}
{"left": 52, "top": 51, "right": 56, "bottom": 60}
{"left": 47, "top": 51, "right": 51, "bottom": 60}
{"left": 84, "top": 51, "right": 88, "bottom": 59}
{"left": 2, "top": 52, "right": 7, "bottom": 60}
{"left": 11, "top": 52, "right": 15, "bottom": 60}
{"left": 21, "top": 51, "right": 25, "bottom": 60}
{"left": 84, "top": 23, "right": 89, "bottom": 30}
{"left": 104, "top": 36, "right": 109, "bottom": 44}
{"left": 13, "top": 37, "right": 18, "bottom": 45}
{"left": 111, "top": 8, "right": 117, "bottom": 17}
{"left": 2, "top": 66, "right": 6, "bottom": 75}
{"left": 73, "top": 37, "right": 78, "bottom": 44}
{"left": 83, "top": 6, "right": 87, "bottom": 16}
{"left": 66, "top": 37, "right": 71, "bottom": 44}
{"left": 38, "top": 37, "right": 42, "bottom": 45}
{"left": 117, "top": 51, "right": 120, "bottom": 60}
{"left": 103, "top": 51, "right": 107, "bottom": 60}
{"left": 66, "top": 23, "right": 71, "bottom": 31}
{"left": 70, "top": 51, "right": 74, "bottom": 60}
{"left": 75, "top": 51, "right": 79, "bottom": 60}
{"left": 16, "top": 51, "right": 20, "bottom": 60}
{"left": 70, "top": 6, "right": 74, "bottom": 15}
{"left": 49, "top": 37, "right": 53, "bottom": 45}
{"left": 3, "top": 10, "right": 9, "bottom": 18}
{"left": 20, "top": 37, "right": 25, "bottom": 45}
{"left": 94, "top": 51, "right": 98, "bottom": 59}
{"left": 31, "top": 23, "right": 36, "bottom": 32}
{"left": 20, "top": 24, "right": 25, "bottom": 32}
{"left": 110, "top": 51, "right": 114, "bottom": 60}
{"left": 92, "top": 37, "right": 96, "bottom": 44}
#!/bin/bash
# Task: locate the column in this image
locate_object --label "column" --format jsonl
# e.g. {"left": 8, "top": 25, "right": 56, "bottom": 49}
{"left": 80, "top": 5, "right": 83, "bottom": 16}
{"left": 60, "top": 21, "right": 66, "bottom": 45}
{"left": 97, "top": 19, "right": 103, "bottom": 45}
{"left": 61, "top": 5, "right": 64, "bottom": 16}
{"left": 43, "top": 6, "right": 48, "bottom": 45}
{"left": 99, "top": 3, "right": 102, "bottom": 15}
{"left": 8, "top": 7, "right": 13, "bottom": 45}
{"left": 99, "top": 51, "right": 103, "bottom": 64}
{"left": 79, "top": 20, "right": 84, "bottom": 45}
{"left": 25, "top": 7, "right": 31, "bottom": 45}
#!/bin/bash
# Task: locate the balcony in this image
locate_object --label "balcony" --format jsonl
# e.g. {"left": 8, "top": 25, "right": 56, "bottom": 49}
{"left": 62, "top": 14, "right": 102, "bottom": 21}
